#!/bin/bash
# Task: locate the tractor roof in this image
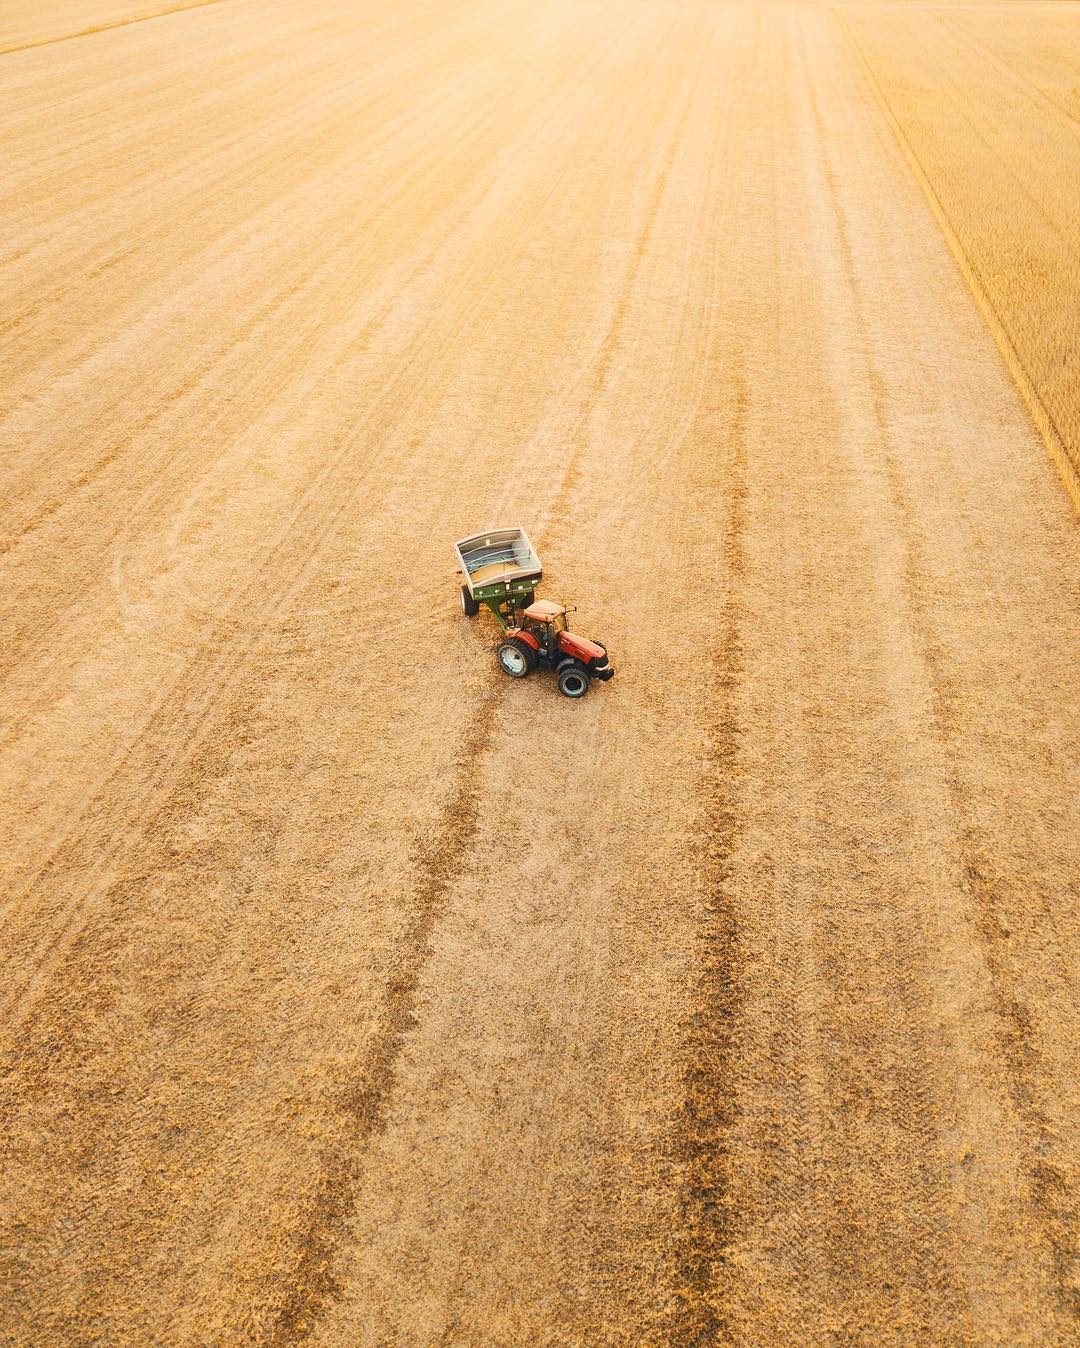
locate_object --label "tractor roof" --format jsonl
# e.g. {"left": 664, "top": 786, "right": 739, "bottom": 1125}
{"left": 523, "top": 599, "right": 564, "bottom": 622}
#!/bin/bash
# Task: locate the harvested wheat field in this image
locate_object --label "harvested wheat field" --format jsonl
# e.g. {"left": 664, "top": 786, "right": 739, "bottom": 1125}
{"left": 1, "top": 0, "right": 1078, "bottom": 1343}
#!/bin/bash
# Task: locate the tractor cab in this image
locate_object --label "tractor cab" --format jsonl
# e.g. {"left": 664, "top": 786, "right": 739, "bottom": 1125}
{"left": 517, "top": 599, "right": 567, "bottom": 655}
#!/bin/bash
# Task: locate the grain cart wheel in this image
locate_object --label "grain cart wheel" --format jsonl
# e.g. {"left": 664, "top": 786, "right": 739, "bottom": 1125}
{"left": 498, "top": 637, "right": 535, "bottom": 678}
{"left": 460, "top": 585, "right": 480, "bottom": 617}
{"left": 556, "top": 659, "right": 590, "bottom": 699}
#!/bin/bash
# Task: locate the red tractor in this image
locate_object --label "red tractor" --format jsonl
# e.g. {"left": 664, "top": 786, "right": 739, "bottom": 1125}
{"left": 497, "top": 599, "right": 613, "bottom": 698}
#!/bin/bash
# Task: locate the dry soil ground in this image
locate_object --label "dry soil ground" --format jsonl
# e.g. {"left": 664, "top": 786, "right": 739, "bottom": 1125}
{"left": 1, "top": 1, "right": 1078, "bottom": 1344}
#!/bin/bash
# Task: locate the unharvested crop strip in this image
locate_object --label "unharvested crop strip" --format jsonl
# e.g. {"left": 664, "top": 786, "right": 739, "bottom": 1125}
{"left": 839, "top": 11, "right": 1080, "bottom": 516}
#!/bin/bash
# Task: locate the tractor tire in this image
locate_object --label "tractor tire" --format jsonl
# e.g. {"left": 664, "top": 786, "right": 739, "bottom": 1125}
{"left": 461, "top": 585, "right": 480, "bottom": 617}
{"left": 556, "top": 659, "right": 590, "bottom": 699}
{"left": 498, "top": 637, "right": 536, "bottom": 678}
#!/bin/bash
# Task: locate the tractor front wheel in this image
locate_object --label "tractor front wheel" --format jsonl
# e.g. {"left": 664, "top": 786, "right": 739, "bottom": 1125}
{"left": 498, "top": 637, "right": 536, "bottom": 678}
{"left": 556, "top": 660, "right": 590, "bottom": 699}
{"left": 461, "top": 585, "right": 480, "bottom": 617}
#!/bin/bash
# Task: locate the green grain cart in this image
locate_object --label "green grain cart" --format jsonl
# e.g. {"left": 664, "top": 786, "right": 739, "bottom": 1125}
{"left": 454, "top": 526, "right": 542, "bottom": 628}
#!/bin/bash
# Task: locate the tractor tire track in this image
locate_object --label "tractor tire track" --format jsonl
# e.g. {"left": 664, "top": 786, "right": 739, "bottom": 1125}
{"left": 798, "top": 27, "right": 976, "bottom": 1322}
{"left": 668, "top": 350, "right": 748, "bottom": 1348}
{"left": 263, "top": 684, "right": 503, "bottom": 1347}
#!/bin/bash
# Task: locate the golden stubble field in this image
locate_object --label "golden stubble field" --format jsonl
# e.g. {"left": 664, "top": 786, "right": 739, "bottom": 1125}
{"left": 1, "top": 1, "right": 1078, "bottom": 1344}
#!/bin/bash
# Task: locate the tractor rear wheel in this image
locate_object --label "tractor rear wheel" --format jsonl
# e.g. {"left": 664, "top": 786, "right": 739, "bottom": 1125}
{"left": 556, "top": 660, "right": 590, "bottom": 698}
{"left": 498, "top": 637, "right": 535, "bottom": 678}
{"left": 461, "top": 585, "right": 480, "bottom": 617}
